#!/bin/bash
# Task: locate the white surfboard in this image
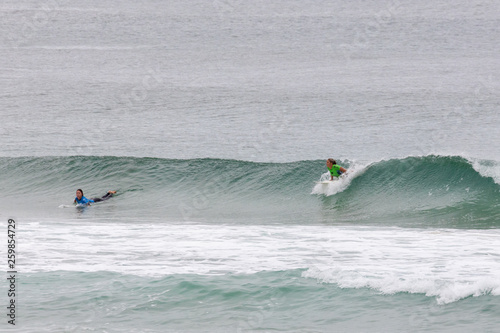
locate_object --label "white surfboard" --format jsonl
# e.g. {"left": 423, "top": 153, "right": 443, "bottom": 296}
{"left": 316, "top": 179, "right": 338, "bottom": 184}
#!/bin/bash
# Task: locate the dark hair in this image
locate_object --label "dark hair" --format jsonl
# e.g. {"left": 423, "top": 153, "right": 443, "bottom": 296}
{"left": 77, "top": 189, "right": 84, "bottom": 196}
{"left": 328, "top": 158, "right": 336, "bottom": 165}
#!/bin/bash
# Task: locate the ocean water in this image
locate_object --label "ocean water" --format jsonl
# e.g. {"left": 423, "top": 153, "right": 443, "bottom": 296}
{"left": 1, "top": 0, "right": 500, "bottom": 332}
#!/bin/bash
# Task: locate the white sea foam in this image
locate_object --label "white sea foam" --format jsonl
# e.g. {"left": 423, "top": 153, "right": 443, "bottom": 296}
{"left": 469, "top": 157, "right": 500, "bottom": 185}
{"left": 19, "top": 221, "right": 500, "bottom": 303}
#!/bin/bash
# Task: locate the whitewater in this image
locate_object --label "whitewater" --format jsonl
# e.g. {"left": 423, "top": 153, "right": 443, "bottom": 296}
{"left": 1, "top": 0, "right": 500, "bottom": 332}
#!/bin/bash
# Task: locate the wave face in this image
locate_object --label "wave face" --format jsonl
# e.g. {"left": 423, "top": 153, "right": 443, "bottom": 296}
{"left": 314, "top": 155, "right": 500, "bottom": 228}
{"left": 1, "top": 155, "right": 499, "bottom": 228}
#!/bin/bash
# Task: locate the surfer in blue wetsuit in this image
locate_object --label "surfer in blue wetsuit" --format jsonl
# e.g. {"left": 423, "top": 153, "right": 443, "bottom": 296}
{"left": 74, "top": 189, "right": 116, "bottom": 206}
{"left": 326, "top": 158, "right": 347, "bottom": 180}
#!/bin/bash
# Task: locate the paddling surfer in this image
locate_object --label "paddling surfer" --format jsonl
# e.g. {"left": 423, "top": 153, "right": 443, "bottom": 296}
{"left": 74, "top": 189, "right": 116, "bottom": 206}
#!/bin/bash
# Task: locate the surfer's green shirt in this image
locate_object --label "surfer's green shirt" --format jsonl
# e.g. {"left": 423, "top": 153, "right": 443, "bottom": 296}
{"left": 328, "top": 165, "right": 344, "bottom": 177}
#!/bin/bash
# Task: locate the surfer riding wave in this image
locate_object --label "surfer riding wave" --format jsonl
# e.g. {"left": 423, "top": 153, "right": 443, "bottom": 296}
{"left": 327, "top": 158, "right": 347, "bottom": 180}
